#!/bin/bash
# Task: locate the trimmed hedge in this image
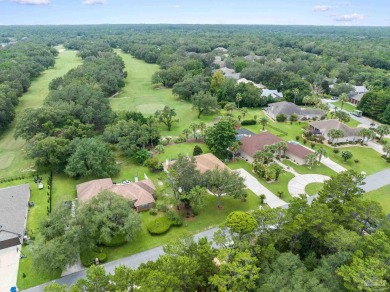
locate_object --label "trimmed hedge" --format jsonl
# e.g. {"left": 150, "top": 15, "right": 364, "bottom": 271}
{"left": 80, "top": 250, "right": 107, "bottom": 267}
{"left": 102, "top": 234, "right": 126, "bottom": 247}
{"left": 147, "top": 216, "right": 173, "bottom": 235}
{"left": 241, "top": 119, "right": 256, "bottom": 125}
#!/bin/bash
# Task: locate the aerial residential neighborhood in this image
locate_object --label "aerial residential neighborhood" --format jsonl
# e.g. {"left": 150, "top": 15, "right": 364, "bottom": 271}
{"left": 0, "top": 1, "right": 390, "bottom": 291}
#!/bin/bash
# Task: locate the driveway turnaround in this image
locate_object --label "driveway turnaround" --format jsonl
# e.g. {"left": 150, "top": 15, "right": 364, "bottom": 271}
{"left": 235, "top": 168, "right": 288, "bottom": 208}
{"left": 288, "top": 174, "right": 331, "bottom": 197}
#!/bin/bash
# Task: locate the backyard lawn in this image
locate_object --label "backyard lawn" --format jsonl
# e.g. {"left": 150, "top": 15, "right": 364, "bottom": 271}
{"left": 110, "top": 51, "right": 217, "bottom": 136}
{"left": 156, "top": 142, "right": 210, "bottom": 161}
{"left": 282, "top": 159, "right": 336, "bottom": 177}
{"left": 103, "top": 190, "right": 259, "bottom": 261}
{"left": 0, "top": 49, "right": 81, "bottom": 178}
{"left": 364, "top": 185, "right": 390, "bottom": 214}
{"left": 322, "top": 145, "right": 388, "bottom": 175}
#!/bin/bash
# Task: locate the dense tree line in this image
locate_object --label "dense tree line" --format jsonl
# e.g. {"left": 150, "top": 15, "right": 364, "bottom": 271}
{"left": 45, "top": 170, "right": 390, "bottom": 291}
{"left": 0, "top": 42, "right": 56, "bottom": 131}
{"left": 15, "top": 47, "right": 127, "bottom": 176}
{"left": 357, "top": 89, "right": 390, "bottom": 124}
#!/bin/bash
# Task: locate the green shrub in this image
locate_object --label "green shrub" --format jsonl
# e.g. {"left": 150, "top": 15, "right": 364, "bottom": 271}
{"left": 193, "top": 145, "right": 203, "bottom": 156}
{"left": 276, "top": 114, "right": 287, "bottom": 122}
{"left": 166, "top": 210, "right": 184, "bottom": 226}
{"left": 333, "top": 148, "right": 340, "bottom": 154}
{"left": 80, "top": 250, "right": 107, "bottom": 267}
{"left": 241, "top": 119, "right": 256, "bottom": 125}
{"left": 149, "top": 208, "right": 158, "bottom": 215}
{"left": 102, "top": 235, "right": 126, "bottom": 247}
{"left": 147, "top": 216, "right": 173, "bottom": 235}
{"left": 155, "top": 201, "right": 168, "bottom": 212}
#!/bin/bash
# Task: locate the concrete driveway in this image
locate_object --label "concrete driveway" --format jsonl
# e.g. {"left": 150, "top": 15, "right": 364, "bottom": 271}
{"left": 0, "top": 245, "right": 21, "bottom": 291}
{"left": 288, "top": 174, "right": 331, "bottom": 197}
{"left": 235, "top": 168, "right": 288, "bottom": 208}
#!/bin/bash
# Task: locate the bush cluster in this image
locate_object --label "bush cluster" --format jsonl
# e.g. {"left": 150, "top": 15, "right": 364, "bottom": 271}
{"left": 241, "top": 119, "right": 257, "bottom": 126}
{"left": 80, "top": 249, "right": 107, "bottom": 267}
{"left": 147, "top": 216, "right": 173, "bottom": 235}
{"left": 102, "top": 235, "right": 126, "bottom": 247}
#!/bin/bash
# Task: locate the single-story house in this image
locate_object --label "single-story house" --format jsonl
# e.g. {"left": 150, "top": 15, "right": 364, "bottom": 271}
{"left": 77, "top": 178, "right": 156, "bottom": 212}
{"left": 266, "top": 101, "right": 324, "bottom": 120}
{"left": 236, "top": 128, "right": 255, "bottom": 141}
{"left": 309, "top": 119, "right": 362, "bottom": 143}
{"left": 261, "top": 89, "right": 283, "bottom": 99}
{"left": 219, "top": 67, "right": 240, "bottom": 80}
{"left": 240, "top": 132, "right": 313, "bottom": 165}
{"left": 237, "top": 78, "right": 266, "bottom": 89}
{"left": 194, "top": 153, "right": 230, "bottom": 173}
{"left": 0, "top": 184, "right": 30, "bottom": 250}
{"left": 214, "top": 56, "right": 225, "bottom": 68}
{"left": 214, "top": 47, "right": 228, "bottom": 54}
{"left": 349, "top": 85, "right": 368, "bottom": 105}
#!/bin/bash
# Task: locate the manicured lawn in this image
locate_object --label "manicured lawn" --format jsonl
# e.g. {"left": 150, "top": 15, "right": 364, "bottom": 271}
{"left": 332, "top": 101, "right": 356, "bottom": 113}
{"left": 110, "top": 51, "right": 217, "bottom": 136}
{"left": 0, "top": 49, "right": 81, "bottom": 178}
{"left": 305, "top": 182, "right": 324, "bottom": 196}
{"left": 364, "top": 185, "right": 390, "bottom": 214}
{"left": 227, "top": 159, "right": 295, "bottom": 202}
{"left": 156, "top": 142, "right": 210, "bottom": 161}
{"left": 103, "top": 190, "right": 259, "bottom": 261}
{"left": 282, "top": 159, "right": 337, "bottom": 177}
{"left": 265, "top": 121, "right": 309, "bottom": 142}
{"left": 322, "top": 145, "right": 388, "bottom": 175}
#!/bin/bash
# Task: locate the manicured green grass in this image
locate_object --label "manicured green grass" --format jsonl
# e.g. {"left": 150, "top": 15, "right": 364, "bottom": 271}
{"left": 227, "top": 159, "right": 295, "bottom": 202}
{"left": 282, "top": 159, "right": 336, "bottom": 177}
{"left": 110, "top": 51, "right": 216, "bottom": 136}
{"left": 156, "top": 142, "right": 210, "bottom": 161}
{"left": 0, "top": 50, "right": 82, "bottom": 178}
{"left": 364, "top": 185, "right": 390, "bottom": 214}
{"left": 265, "top": 121, "right": 309, "bottom": 142}
{"left": 103, "top": 190, "right": 259, "bottom": 261}
{"left": 305, "top": 183, "right": 324, "bottom": 196}
{"left": 332, "top": 101, "right": 356, "bottom": 113}
{"left": 322, "top": 145, "right": 388, "bottom": 175}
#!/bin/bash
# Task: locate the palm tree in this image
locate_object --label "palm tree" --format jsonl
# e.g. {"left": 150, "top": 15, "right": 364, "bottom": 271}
{"left": 376, "top": 125, "right": 390, "bottom": 143}
{"left": 237, "top": 115, "right": 242, "bottom": 122}
{"left": 228, "top": 141, "right": 241, "bottom": 161}
{"left": 383, "top": 144, "right": 390, "bottom": 158}
{"left": 224, "top": 103, "right": 235, "bottom": 115}
{"left": 264, "top": 144, "right": 278, "bottom": 154}
{"left": 259, "top": 194, "right": 266, "bottom": 205}
{"left": 235, "top": 93, "right": 242, "bottom": 109}
{"left": 305, "top": 153, "right": 317, "bottom": 167}
{"left": 339, "top": 93, "right": 349, "bottom": 110}
{"left": 292, "top": 88, "right": 299, "bottom": 104}
{"left": 253, "top": 115, "right": 258, "bottom": 123}
{"left": 328, "top": 129, "right": 344, "bottom": 144}
{"left": 189, "top": 123, "right": 198, "bottom": 140}
{"left": 241, "top": 107, "right": 248, "bottom": 120}
{"left": 276, "top": 141, "right": 288, "bottom": 157}
{"left": 359, "top": 128, "right": 375, "bottom": 144}
{"left": 182, "top": 128, "right": 191, "bottom": 141}
{"left": 260, "top": 117, "right": 268, "bottom": 131}
{"left": 315, "top": 147, "right": 328, "bottom": 163}
{"left": 199, "top": 122, "right": 206, "bottom": 137}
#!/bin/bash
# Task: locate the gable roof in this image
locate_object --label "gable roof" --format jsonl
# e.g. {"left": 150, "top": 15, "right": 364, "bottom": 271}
{"left": 267, "top": 101, "right": 324, "bottom": 116}
{"left": 237, "top": 78, "right": 265, "bottom": 89}
{"left": 309, "top": 119, "right": 361, "bottom": 137}
{"left": 240, "top": 132, "right": 283, "bottom": 157}
{"left": 353, "top": 85, "right": 368, "bottom": 93}
{"left": 286, "top": 142, "right": 314, "bottom": 159}
{"left": 219, "top": 67, "right": 240, "bottom": 80}
{"left": 77, "top": 179, "right": 155, "bottom": 208}
{"left": 348, "top": 92, "right": 365, "bottom": 102}
{"left": 261, "top": 89, "right": 284, "bottom": 98}
{"left": 0, "top": 184, "right": 30, "bottom": 247}
{"left": 194, "top": 153, "right": 229, "bottom": 174}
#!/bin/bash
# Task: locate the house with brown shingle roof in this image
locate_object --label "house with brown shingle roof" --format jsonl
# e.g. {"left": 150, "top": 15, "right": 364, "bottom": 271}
{"left": 77, "top": 179, "right": 155, "bottom": 212}
{"left": 194, "top": 153, "right": 229, "bottom": 174}
{"left": 240, "top": 132, "right": 313, "bottom": 165}
{"left": 309, "top": 119, "right": 362, "bottom": 143}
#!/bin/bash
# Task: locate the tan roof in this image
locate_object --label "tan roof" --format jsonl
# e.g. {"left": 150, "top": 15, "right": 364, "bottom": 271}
{"left": 309, "top": 119, "right": 361, "bottom": 137}
{"left": 77, "top": 178, "right": 155, "bottom": 207}
{"left": 286, "top": 143, "right": 314, "bottom": 159}
{"left": 240, "top": 132, "right": 283, "bottom": 157}
{"left": 194, "top": 153, "right": 229, "bottom": 174}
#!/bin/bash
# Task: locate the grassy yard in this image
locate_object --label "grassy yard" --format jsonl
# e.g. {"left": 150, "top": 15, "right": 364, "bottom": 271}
{"left": 322, "top": 145, "right": 388, "bottom": 175}
{"left": 110, "top": 51, "right": 216, "bottom": 136}
{"left": 332, "top": 101, "right": 357, "bottom": 113}
{"left": 0, "top": 50, "right": 81, "bottom": 178}
{"left": 364, "top": 185, "right": 390, "bottom": 214}
{"left": 103, "top": 190, "right": 259, "bottom": 261}
{"left": 282, "top": 159, "right": 337, "bottom": 177}
{"left": 227, "top": 159, "right": 295, "bottom": 202}
{"left": 156, "top": 142, "right": 210, "bottom": 161}
{"left": 305, "top": 182, "right": 324, "bottom": 196}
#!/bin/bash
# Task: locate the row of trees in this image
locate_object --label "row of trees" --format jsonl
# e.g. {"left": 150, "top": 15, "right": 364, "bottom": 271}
{"left": 358, "top": 89, "right": 390, "bottom": 124}
{"left": 0, "top": 42, "right": 57, "bottom": 131}
{"left": 15, "top": 49, "right": 127, "bottom": 177}
{"left": 46, "top": 170, "right": 390, "bottom": 291}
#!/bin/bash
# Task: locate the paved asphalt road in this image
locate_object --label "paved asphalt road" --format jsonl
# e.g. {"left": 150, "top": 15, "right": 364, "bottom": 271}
{"left": 24, "top": 228, "right": 218, "bottom": 292}
{"left": 24, "top": 168, "right": 390, "bottom": 291}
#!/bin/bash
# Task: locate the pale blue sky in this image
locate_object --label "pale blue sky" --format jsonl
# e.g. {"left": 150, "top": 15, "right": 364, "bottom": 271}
{"left": 0, "top": 0, "right": 389, "bottom": 26}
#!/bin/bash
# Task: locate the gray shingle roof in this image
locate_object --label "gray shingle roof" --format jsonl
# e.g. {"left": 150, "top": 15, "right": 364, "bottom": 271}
{"left": 0, "top": 184, "right": 30, "bottom": 246}
{"left": 268, "top": 101, "right": 324, "bottom": 117}
{"left": 309, "top": 119, "right": 361, "bottom": 137}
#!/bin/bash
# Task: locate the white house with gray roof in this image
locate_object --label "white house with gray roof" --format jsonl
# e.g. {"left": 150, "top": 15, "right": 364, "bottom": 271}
{"left": 0, "top": 184, "right": 30, "bottom": 250}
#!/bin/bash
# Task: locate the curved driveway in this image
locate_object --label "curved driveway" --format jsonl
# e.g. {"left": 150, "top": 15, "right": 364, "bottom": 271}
{"left": 288, "top": 174, "right": 331, "bottom": 197}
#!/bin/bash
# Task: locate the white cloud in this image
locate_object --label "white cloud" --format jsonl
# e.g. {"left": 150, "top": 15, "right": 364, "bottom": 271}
{"left": 313, "top": 5, "right": 333, "bottom": 12}
{"left": 83, "top": 0, "right": 106, "bottom": 4}
{"left": 334, "top": 13, "right": 365, "bottom": 22}
{"left": 12, "top": 0, "right": 49, "bottom": 4}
